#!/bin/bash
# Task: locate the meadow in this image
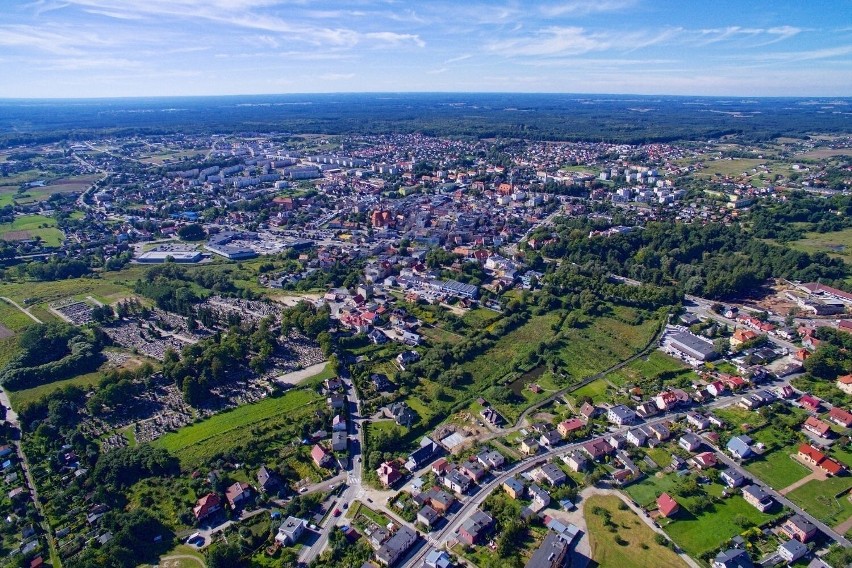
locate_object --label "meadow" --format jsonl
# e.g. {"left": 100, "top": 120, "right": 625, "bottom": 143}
{"left": 0, "top": 214, "right": 64, "bottom": 247}
{"left": 154, "top": 388, "right": 322, "bottom": 469}
{"left": 585, "top": 494, "right": 685, "bottom": 568}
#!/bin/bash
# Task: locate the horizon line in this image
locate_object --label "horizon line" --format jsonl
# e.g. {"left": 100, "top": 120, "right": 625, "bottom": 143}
{"left": 2, "top": 91, "right": 852, "bottom": 102}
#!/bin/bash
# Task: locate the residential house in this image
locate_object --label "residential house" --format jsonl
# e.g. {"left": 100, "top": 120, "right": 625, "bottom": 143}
{"left": 708, "top": 414, "right": 725, "bottom": 428}
{"left": 540, "top": 430, "right": 562, "bottom": 448}
{"left": 520, "top": 437, "right": 540, "bottom": 456}
{"left": 525, "top": 532, "right": 570, "bottom": 568}
{"left": 727, "top": 436, "right": 753, "bottom": 459}
{"left": 712, "top": 549, "right": 754, "bottom": 568}
{"left": 377, "top": 461, "right": 402, "bottom": 487}
{"left": 396, "top": 350, "right": 420, "bottom": 370}
{"left": 582, "top": 439, "right": 614, "bottom": 461}
{"left": 693, "top": 451, "right": 718, "bottom": 469}
{"left": 803, "top": 416, "right": 832, "bottom": 438}
{"left": 836, "top": 375, "right": 852, "bottom": 395}
{"left": 720, "top": 468, "right": 745, "bottom": 488}
{"left": 579, "top": 402, "right": 601, "bottom": 420}
{"left": 458, "top": 510, "right": 494, "bottom": 546}
{"left": 648, "top": 423, "right": 671, "bottom": 442}
{"left": 686, "top": 412, "right": 711, "bottom": 430}
{"left": 389, "top": 402, "right": 417, "bottom": 426}
{"left": 332, "top": 414, "right": 347, "bottom": 431}
{"left": 311, "top": 444, "right": 333, "bottom": 468}
{"left": 534, "top": 463, "right": 567, "bottom": 487}
{"left": 257, "top": 465, "right": 280, "bottom": 493}
{"left": 781, "top": 515, "right": 818, "bottom": 543}
{"left": 460, "top": 460, "right": 487, "bottom": 483}
{"left": 562, "top": 451, "right": 588, "bottom": 472}
{"left": 476, "top": 449, "right": 505, "bottom": 469}
{"left": 777, "top": 539, "right": 808, "bottom": 564}
{"left": 607, "top": 405, "right": 637, "bottom": 426}
{"left": 827, "top": 406, "right": 852, "bottom": 428}
{"left": 431, "top": 458, "right": 450, "bottom": 476}
{"left": 606, "top": 433, "right": 627, "bottom": 450}
{"left": 797, "top": 444, "right": 844, "bottom": 476}
{"left": 635, "top": 401, "right": 659, "bottom": 419}
{"left": 424, "top": 550, "right": 454, "bottom": 568}
{"left": 657, "top": 493, "right": 680, "bottom": 517}
{"left": 417, "top": 505, "right": 441, "bottom": 529}
{"left": 327, "top": 393, "right": 346, "bottom": 410}
{"left": 376, "top": 526, "right": 418, "bottom": 566}
{"left": 707, "top": 381, "right": 727, "bottom": 397}
{"left": 332, "top": 431, "right": 348, "bottom": 452}
{"left": 415, "top": 487, "right": 455, "bottom": 514}
{"left": 742, "top": 485, "right": 773, "bottom": 512}
{"left": 557, "top": 418, "right": 585, "bottom": 438}
{"left": 799, "top": 394, "right": 822, "bottom": 413}
{"left": 503, "top": 477, "right": 525, "bottom": 499}
{"left": 528, "top": 484, "right": 551, "bottom": 511}
{"left": 405, "top": 438, "right": 443, "bottom": 471}
{"left": 275, "top": 516, "right": 307, "bottom": 546}
{"left": 443, "top": 469, "right": 472, "bottom": 494}
{"left": 193, "top": 493, "right": 221, "bottom": 522}
{"left": 731, "top": 328, "right": 758, "bottom": 348}
{"left": 626, "top": 427, "right": 648, "bottom": 448}
{"left": 225, "top": 482, "right": 252, "bottom": 509}
{"left": 654, "top": 391, "right": 679, "bottom": 411}
{"left": 679, "top": 433, "right": 702, "bottom": 452}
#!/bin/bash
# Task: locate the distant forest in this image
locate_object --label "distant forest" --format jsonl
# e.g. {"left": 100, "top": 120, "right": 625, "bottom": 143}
{"left": 0, "top": 93, "right": 850, "bottom": 146}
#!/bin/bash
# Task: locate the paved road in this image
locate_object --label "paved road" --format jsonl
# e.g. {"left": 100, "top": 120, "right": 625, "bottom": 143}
{"left": 0, "top": 387, "right": 57, "bottom": 560}
{"left": 299, "top": 370, "right": 366, "bottom": 565}
{"left": 710, "top": 445, "right": 851, "bottom": 548}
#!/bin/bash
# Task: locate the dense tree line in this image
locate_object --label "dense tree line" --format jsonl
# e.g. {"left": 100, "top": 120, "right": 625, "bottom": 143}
{"left": 0, "top": 322, "right": 104, "bottom": 389}
{"left": 93, "top": 444, "right": 179, "bottom": 488}
{"left": 540, "top": 219, "right": 846, "bottom": 299}
{"left": 750, "top": 191, "right": 852, "bottom": 241}
{"left": 65, "top": 509, "right": 170, "bottom": 568}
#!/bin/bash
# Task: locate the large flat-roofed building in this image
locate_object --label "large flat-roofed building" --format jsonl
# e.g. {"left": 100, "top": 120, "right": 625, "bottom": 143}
{"left": 205, "top": 231, "right": 258, "bottom": 260}
{"left": 137, "top": 249, "right": 203, "bottom": 263}
{"left": 667, "top": 331, "right": 718, "bottom": 361}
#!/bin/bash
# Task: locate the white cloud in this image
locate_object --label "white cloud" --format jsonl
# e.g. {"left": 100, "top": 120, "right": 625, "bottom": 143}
{"left": 540, "top": 0, "right": 637, "bottom": 17}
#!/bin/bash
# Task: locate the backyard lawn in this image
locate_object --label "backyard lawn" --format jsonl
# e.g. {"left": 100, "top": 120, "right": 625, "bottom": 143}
{"left": 663, "top": 495, "right": 779, "bottom": 559}
{"left": 787, "top": 476, "right": 852, "bottom": 528}
{"left": 585, "top": 494, "right": 685, "bottom": 568}
{"left": 745, "top": 447, "right": 810, "bottom": 490}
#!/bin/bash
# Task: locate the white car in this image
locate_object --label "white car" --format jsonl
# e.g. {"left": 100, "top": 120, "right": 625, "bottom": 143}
{"left": 299, "top": 487, "right": 309, "bottom": 494}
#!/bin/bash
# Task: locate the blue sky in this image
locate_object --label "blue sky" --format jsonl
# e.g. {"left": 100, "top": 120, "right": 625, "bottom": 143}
{"left": 1, "top": 0, "right": 851, "bottom": 98}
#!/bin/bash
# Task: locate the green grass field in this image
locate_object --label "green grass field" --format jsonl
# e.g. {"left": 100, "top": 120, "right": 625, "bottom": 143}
{"left": 625, "top": 473, "right": 680, "bottom": 508}
{"left": 0, "top": 214, "right": 64, "bottom": 247}
{"left": 569, "top": 378, "right": 611, "bottom": 403}
{"left": 154, "top": 389, "right": 321, "bottom": 469}
{"left": 786, "top": 227, "right": 852, "bottom": 260}
{"left": 609, "top": 351, "right": 688, "bottom": 386}
{"left": 695, "top": 158, "right": 766, "bottom": 179}
{"left": 745, "top": 448, "right": 810, "bottom": 490}
{"left": 787, "top": 477, "right": 852, "bottom": 527}
{"left": 585, "top": 494, "right": 686, "bottom": 568}
{"left": 663, "top": 494, "right": 779, "bottom": 558}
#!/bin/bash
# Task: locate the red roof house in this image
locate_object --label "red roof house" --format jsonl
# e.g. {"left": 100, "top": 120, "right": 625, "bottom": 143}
{"left": 657, "top": 493, "right": 680, "bottom": 517}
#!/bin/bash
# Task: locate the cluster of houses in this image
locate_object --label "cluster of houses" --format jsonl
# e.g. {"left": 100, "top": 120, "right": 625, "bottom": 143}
{"left": 192, "top": 464, "right": 284, "bottom": 524}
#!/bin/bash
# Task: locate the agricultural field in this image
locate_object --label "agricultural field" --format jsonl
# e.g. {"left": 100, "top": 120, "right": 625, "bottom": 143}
{"left": 693, "top": 157, "right": 767, "bottom": 179}
{"left": 787, "top": 476, "right": 852, "bottom": 528}
{"left": 153, "top": 388, "right": 322, "bottom": 469}
{"left": 0, "top": 214, "right": 64, "bottom": 247}
{"left": 13, "top": 173, "right": 99, "bottom": 203}
{"left": 585, "top": 494, "right": 685, "bottom": 568}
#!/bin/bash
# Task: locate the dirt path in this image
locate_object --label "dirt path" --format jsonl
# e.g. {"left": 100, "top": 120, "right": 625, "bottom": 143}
{"left": 0, "top": 296, "right": 42, "bottom": 323}
{"left": 581, "top": 487, "right": 701, "bottom": 568}
{"left": 275, "top": 361, "right": 329, "bottom": 386}
{"left": 834, "top": 514, "right": 852, "bottom": 536}
{"left": 159, "top": 555, "right": 205, "bottom": 568}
